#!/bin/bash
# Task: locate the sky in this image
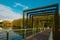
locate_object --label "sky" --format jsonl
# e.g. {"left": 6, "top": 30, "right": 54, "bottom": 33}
{"left": 0, "top": 0, "right": 60, "bottom": 21}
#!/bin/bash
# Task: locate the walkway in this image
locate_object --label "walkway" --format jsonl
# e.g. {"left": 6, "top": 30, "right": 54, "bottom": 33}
{"left": 24, "top": 29, "right": 52, "bottom": 40}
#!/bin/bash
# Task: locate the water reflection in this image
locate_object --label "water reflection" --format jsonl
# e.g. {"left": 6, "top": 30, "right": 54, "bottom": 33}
{"left": 0, "top": 29, "right": 23, "bottom": 40}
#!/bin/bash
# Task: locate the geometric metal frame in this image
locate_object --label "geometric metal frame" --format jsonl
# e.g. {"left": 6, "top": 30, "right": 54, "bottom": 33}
{"left": 23, "top": 4, "right": 59, "bottom": 40}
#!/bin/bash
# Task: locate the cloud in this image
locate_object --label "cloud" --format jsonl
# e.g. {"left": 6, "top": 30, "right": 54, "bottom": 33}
{"left": 14, "top": 2, "right": 29, "bottom": 10}
{"left": 0, "top": 4, "right": 22, "bottom": 21}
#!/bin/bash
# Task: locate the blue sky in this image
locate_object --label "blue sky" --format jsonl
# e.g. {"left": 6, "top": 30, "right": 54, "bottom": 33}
{"left": 0, "top": 0, "right": 60, "bottom": 21}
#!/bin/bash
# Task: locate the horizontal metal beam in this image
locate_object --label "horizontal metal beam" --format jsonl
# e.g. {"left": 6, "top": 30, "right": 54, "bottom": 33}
{"left": 27, "top": 8, "right": 56, "bottom": 14}
{"left": 24, "top": 4, "right": 58, "bottom": 12}
{"left": 30, "top": 11, "right": 55, "bottom": 14}
{"left": 32, "top": 14, "right": 54, "bottom": 16}
{"left": 29, "top": 12, "right": 55, "bottom": 16}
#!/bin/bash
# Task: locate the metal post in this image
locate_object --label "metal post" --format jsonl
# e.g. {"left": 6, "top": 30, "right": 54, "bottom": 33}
{"left": 31, "top": 16, "right": 34, "bottom": 34}
{"left": 29, "top": 14, "right": 33, "bottom": 35}
{"left": 25, "top": 13, "right": 28, "bottom": 37}
{"left": 6, "top": 31, "right": 9, "bottom": 40}
{"left": 29, "top": 14, "right": 32, "bottom": 28}
{"left": 26, "top": 13, "right": 28, "bottom": 28}
{"left": 53, "top": 4, "right": 59, "bottom": 40}
{"left": 23, "top": 11, "right": 25, "bottom": 38}
{"left": 31, "top": 16, "right": 33, "bottom": 28}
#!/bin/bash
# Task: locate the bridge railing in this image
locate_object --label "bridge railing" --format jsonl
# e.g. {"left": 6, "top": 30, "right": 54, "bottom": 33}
{"left": 0, "top": 28, "right": 50, "bottom": 40}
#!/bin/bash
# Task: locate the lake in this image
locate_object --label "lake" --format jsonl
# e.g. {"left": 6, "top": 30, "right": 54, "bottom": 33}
{"left": 0, "top": 30, "right": 23, "bottom": 40}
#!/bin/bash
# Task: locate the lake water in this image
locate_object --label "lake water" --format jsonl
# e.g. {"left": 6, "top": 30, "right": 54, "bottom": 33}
{"left": 0, "top": 30, "right": 23, "bottom": 40}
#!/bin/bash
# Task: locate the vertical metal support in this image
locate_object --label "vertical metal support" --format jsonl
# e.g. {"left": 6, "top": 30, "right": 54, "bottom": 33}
{"left": 6, "top": 32, "right": 9, "bottom": 40}
{"left": 26, "top": 13, "right": 28, "bottom": 28}
{"left": 25, "top": 13, "right": 28, "bottom": 37}
{"left": 32, "top": 16, "right": 33, "bottom": 28}
{"left": 29, "top": 14, "right": 32, "bottom": 28}
{"left": 23, "top": 11, "right": 25, "bottom": 38}
{"left": 29, "top": 14, "right": 33, "bottom": 35}
{"left": 23, "top": 11, "right": 24, "bottom": 29}
{"left": 31, "top": 16, "right": 34, "bottom": 34}
{"left": 53, "top": 4, "right": 59, "bottom": 40}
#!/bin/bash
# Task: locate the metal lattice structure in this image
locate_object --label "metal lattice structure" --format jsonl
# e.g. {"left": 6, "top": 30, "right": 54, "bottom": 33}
{"left": 23, "top": 4, "right": 59, "bottom": 40}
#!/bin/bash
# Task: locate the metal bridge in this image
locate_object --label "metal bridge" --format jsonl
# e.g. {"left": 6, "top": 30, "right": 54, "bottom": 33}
{"left": 23, "top": 4, "right": 59, "bottom": 40}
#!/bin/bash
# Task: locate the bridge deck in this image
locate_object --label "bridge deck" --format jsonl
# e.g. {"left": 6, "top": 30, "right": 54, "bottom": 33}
{"left": 24, "top": 29, "right": 52, "bottom": 40}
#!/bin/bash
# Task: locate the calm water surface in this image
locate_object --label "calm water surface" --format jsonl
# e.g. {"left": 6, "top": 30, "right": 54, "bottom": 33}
{"left": 0, "top": 30, "right": 23, "bottom": 40}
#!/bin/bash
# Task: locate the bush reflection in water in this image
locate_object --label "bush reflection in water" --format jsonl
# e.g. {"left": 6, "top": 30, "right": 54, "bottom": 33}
{"left": 0, "top": 29, "right": 23, "bottom": 40}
